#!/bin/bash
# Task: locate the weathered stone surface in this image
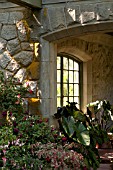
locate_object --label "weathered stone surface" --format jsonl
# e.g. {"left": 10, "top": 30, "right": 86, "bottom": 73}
{"left": 0, "top": 51, "right": 12, "bottom": 68}
{"left": 6, "top": 59, "right": 20, "bottom": 73}
{"left": 8, "top": 11, "right": 24, "bottom": 24}
{"left": 21, "top": 42, "right": 32, "bottom": 51}
{"left": 0, "top": 12, "right": 9, "bottom": 24}
{"left": 14, "top": 68, "right": 26, "bottom": 82}
{"left": 48, "top": 7, "right": 66, "bottom": 30}
{"left": 1, "top": 25, "right": 17, "bottom": 40}
{"left": 16, "top": 20, "right": 30, "bottom": 42}
{"left": 7, "top": 38, "right": 21, "bottom": 55}
{"left": 0, "top": 38, "right": 7, "bottom": 53}
{"left": 80, "top": 12, "right": 95, "bottom": 24}
{"left": 14, "top": 51, "right": 33, "bottom": 66}
{"left": 65, "top": 5, "right": 80, "bottom": 25}
{"left": 40, "top": 8, "right": 52, "bottom": 34}
{"left": 96, "top": 3, "right": 113, "bottom": 21}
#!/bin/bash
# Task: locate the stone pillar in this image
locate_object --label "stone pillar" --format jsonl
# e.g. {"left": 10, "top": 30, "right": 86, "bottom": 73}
{"left": 40, "top": 38, "right": 57, "bottom": 122}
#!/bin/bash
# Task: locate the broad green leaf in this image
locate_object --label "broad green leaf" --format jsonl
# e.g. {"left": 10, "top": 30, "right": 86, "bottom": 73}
{"left": 75, "top": 122, "right": 90, "bottom": 145}
{"left": 62, "top": 116, "right": 77, "bottom": 137}
{"left": 72, "top": 111, "right": 86, "bottom": 122}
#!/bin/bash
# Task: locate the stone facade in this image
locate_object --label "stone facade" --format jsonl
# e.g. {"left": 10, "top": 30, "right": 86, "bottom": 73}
{"left": 1, "top": 0, "right": 113, "bottom": 118}
{"left": 0, "top": 0, "right": 40, "bottom": 115}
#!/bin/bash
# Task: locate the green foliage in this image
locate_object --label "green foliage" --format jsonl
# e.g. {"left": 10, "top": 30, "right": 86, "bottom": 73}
{"left": 0, "top": 72, "right": 86, "bottom": 169}
{"left": 0, "top": 115, "right": 85, "bottom": 169}
{"left": 0, "top": 71, "right": 28, "bottom": 125}
{"left": 54, "top": 101, "right": 111, "bottom": 170}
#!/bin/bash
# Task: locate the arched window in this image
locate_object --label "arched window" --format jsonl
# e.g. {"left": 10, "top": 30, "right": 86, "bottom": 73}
{"left": 57, "top": 54, "right": 83, "bottom": 109}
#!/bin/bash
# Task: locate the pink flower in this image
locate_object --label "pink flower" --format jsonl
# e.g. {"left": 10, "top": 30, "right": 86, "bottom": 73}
{"left": 62, "top": 137, "right": 67, "bottom": 142}
{"left": 26, "top": 82, "right": 30, "bottom": 87}
{"left": 15, "top": 100, "right": 20, "bottom": 104}
{"left": 2, "top": 157, "right": 7, "bottom": 165}
{"left": 29, "top": 89, "right": 33, "bottom": 94}
{"left": 17, "top": 94, "right": 21, "bottom": 98}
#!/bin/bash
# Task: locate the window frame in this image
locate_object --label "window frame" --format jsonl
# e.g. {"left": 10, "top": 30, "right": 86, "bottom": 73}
{"left": 57, "top": 53, "right": 83, "bottom": 109}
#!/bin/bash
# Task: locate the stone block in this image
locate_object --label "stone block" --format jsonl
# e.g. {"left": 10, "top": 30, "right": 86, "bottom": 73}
{"left": 65, "top": 5, "right": 80, "bottom": 26}
{"left": 14, "top": 51, "right": 33, "bottom": 66}
{"left": 8, "top": 11, "right": 24, "bottom": 24}
{"left": 6, "top": 59, "right": 20, "bottom": 73}
{"left": 21, "top": 42, "right": 32, "bottom": 51}
{"left": 7, "top": 38, "right": 21, "bottom": 55}
{"left": 0, "top": 12, "right": 9, "bottom": 24}
{"left": 0, "top": 38, "right": 7, "bottom": 53}
{"left": 1, "top": 25, "right": 17, "bottom": 40}
{"left": 96, "top": 3, "right": 113, "bottom": 21}
{"left": 48, "top": 7, "right": 66, "bottom": 31}
{"left": 40, "top": 8, "right": 52, "bottom": 34}
{"left": 14, "top": 68, "right": 26, "bottom": 82}
{"left": 0, "top": 51, "right": 11, "bottom": 68}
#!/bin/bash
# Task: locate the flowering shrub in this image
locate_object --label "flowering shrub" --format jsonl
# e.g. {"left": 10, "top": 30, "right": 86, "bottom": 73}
{"left": 0, "top": 115, "right": 86, "bottom": 169}
{"left": 0, "top": 71, "right": 87, "bottom": 169}
{"left": 0, "top": 71, "right": 28, "bottom": 125}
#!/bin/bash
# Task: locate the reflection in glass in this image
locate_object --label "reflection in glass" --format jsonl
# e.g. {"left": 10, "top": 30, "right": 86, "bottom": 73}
{"left": 63, "top": 97, "right": 68, "bottom": 106}
{"left": 74, "top": 84, "right": 79, "bottom": 96}
{"left": 63, "top": 84, "right": 68, "bottom": 96}
{"left": 74, "top": 61, "right": 79, "bottom": 70}
{"left": 57, "top": 84, "right": 61, "bottom": 96}
{"left": 57, "top": 97, "right": 61, "bottom": 107}
{"left": 69, "top": 84, "right": 73, "bottom": 96}
{"left": 69, "top": 97, "right": 73, "bottom": 103}
{"left": 57, "top": 70, "right": 61, "bottom": 83}
{"left": 69, "top": 71, "right": 73, "bottom": 83}
{"left": 69, "top": 59, "right": 73, "bottom": 70}
{"left": 74, "top": 72, "right": 79, "bottom": 83}
{"left": 57, "top": 57, "right": 61, "bottom": 69}
{"left": 63, "top": 57, "right": 68, "bottom": 69}
{"left": 74, "top": 97, "right": 79, "bottom": 104}
{"left": 63, "top": 70, "right": 68, "bottom": 83}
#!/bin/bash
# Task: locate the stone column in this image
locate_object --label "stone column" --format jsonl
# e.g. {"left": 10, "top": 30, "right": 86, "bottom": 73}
{"left": 39, "top": 38, "right": 57, "bottom": 122}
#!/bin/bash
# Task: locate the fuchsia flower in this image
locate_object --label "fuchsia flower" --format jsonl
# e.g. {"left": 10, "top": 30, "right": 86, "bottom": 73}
{"left": 46, "top": 157, "right": 51, "bottom": 163}
{"left": 29, "top": 89, "right": 33, "bottom": 94}
{"left": 13, "top": 128, "right": 19, "bottom": 135}
{"left": 2, "top": 111, "right": 7, "bottom": 116}
{"left": 62, "top": 137, "right": 67, "bottom": 142}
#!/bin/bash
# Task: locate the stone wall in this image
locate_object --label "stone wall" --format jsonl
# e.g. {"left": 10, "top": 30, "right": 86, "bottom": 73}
{"left": 57, "top": 35, "right": 113, "bottom": 105}
{"left": 0, "top": 0, "right": 40, "bottom": 115}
